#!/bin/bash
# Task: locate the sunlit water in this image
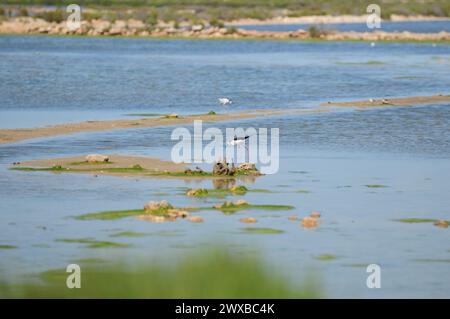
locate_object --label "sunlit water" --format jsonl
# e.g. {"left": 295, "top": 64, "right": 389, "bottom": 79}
{"left": 0, "top": 36, "right": 449, "bottom": 298}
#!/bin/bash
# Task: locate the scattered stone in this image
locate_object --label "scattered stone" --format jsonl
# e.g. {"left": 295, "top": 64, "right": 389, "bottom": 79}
{"left": 310, "top": 211, "right": 321, "bottom": 218}
{"left": 213, "top": 159, "right": 233, "bottom": 176}
{"left": 300, "top": 216, "right": 319, "bottom": 229}
{"left": 240, "top": 217, "right": 257, "bottom": 223}
{"left": 144, "top": 200, "right": 172, "bottom": 212}
{"left": 229, "top": 185, "right": 248, "bottom": 194}
{"left": 137, "top": 215, "right": 170, "bottom": 223}
{"left": 235, "top": 199, "right": 248, "bottom": 206}
{"left": 184, "top": 167, "right": 205, "bottom": 175}
{"left": 86, "top": 154, "right": 109, "bottom": 163}
{"left": 188, "top": 216, "right": 204, "bottom": 223}
{"left": 434, "top": 220, "right": 449, "bottom": 228}
{"left": 186, "top": 188, "right": 208, "bottom": 197}
{"left": 167, "top": 209, "right": 189, "bottom": 218}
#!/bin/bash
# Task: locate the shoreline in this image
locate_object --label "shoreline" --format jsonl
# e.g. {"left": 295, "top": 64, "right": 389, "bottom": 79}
{"left": 228, "top": 14, "right": 450, "bottom": 26}
{"left": 1, "top": 17, "right": 449, "bottom": 42}
{"left": 1, "top": 95, "right": 449, "bottom": 146}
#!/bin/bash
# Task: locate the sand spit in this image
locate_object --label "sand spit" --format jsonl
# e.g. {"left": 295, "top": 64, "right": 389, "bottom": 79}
{"left": 1, "top": 95, "right": 448, "bottom": 145}
{"left": 11, "top": 154, "right": 186, "bottom": 178}
{"left": 10, "top": 154, "right": 263, "bottom": 180}
{"left": 0, "top": 109, "right": 289, "bottom": 145}
{"left": 323, "top": 94, "right": 450, "bottom": 108}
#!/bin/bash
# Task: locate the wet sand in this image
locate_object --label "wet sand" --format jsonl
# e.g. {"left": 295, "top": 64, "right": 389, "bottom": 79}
{"left": 1, "top": 95, "right": 448, "bottom": 145}
{"left": 0, "top": 109, "right": 289, "bottom": 145}
{"left": 12, "top": 154, "right": 187, "bottom": 178}
{"left": 323, "top": 94, "right": 450, "bottom": 108}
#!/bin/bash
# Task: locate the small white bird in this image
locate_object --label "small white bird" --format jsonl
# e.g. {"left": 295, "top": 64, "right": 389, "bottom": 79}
{"left": 228, "top": 135, "right": 249, "bottom": 147}
{"left": 218, "top": 97, "right": 232, "bottom": 106}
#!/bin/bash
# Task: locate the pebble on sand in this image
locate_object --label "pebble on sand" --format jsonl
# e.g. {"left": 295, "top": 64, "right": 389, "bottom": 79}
{"left": 188, "top": 216, "right": 204, "bottom": 223}
{"left": 144, "top": 200, "right": 172, "bottom": 212}
{"left": 434, "top": 220, "right": 449, "bottom": 228}
{"left": 85, "top": 154, "right": 110, "bottom": 163}
{"left": 239, "top": 217, "right": 257, "bottom": 224}
{"left": 300, "top": 216, "right": 319, "bottom": 229}
{"left": 137, "top": 215, "right": 172, "bottom": 223}
{"left": 310, "top": 211, "right": 321, "bottom": 219}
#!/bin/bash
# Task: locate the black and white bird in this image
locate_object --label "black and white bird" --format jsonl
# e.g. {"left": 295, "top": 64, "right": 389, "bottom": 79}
{"left": 218, "top": 97, "right": 232, "bottom": 106}
{"left": 228, "top": 135, "right": 249, "bottom": 147}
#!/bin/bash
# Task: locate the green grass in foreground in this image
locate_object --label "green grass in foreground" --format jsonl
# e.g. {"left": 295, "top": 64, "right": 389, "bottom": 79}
{"left": 76, "top": 202, "right": 294, "bottom": 220}
{"left": 0, "top": 249, "right": 320, "bottom": 298}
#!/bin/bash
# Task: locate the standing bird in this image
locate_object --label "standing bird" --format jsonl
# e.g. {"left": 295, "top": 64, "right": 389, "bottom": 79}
{"left": 218, "top": 97, "right": 232, "bottom": 106}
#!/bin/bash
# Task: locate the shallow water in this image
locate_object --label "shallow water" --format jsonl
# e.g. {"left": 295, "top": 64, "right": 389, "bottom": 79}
{"left": 0, "top": 36, "right": 449, "bottom": 298}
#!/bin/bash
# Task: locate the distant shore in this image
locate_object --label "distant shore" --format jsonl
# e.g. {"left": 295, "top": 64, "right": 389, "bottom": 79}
{"left": 1, "top": 17, "right": 450, "bottom": 42}
{"left": 228, "top": 14, "right": 450, "bottom": 26}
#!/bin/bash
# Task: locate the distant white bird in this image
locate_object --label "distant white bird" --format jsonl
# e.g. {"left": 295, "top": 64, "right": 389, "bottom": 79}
{"left": 228, "top": 135, "right": 249, "bottom": 147}
{"left": 370, "top": 42, "right": 376, "bottom": 47}
{"left": 218, "top": 97, "right": 232, "bottom": 106}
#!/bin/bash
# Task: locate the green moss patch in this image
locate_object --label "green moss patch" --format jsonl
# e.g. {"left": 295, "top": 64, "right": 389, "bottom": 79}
{"left": 55, "top": 238, "right": 131, "bottom": 248}
{"left": 315, "top": 254, "right": 338, "bottom": 261}
{"left": 394, "top": 218, "right": 442, "bottom": 223}
{"left": 0, "top": 244, "right": 17, "bottom": 249}
{"left": 125, "top": 113, "right": 162, "bottom": 117}
{"left": 210, "top": 202, "right": 294, "bottom": 214}
{"left": 365, "top": 184, "right": 388, "bottom": 188}
{"left": 76, "top": 209, "right": 144, "bottom": 220}
{"left": 241, "top": 227, "right": 285, "bottom": 234}
{"left": 110, "top": 231, "right": 148, "bottom": 238}
{"left": 69, "top": 161, "right": 114, "bottom": 166}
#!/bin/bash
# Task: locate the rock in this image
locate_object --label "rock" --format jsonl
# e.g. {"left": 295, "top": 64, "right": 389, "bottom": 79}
{"left": 235, "top": 199, "right": 248, "bottom": 206}
{"left": 192, "top": 24, "right": 204, "bottom": 32}
{"left": 434, "top": 220, "right": 449, "bottom": 228}
{"left": 165, "top": 113, "right": 179, "bottom": 119}
{"left": 188, "top": 216, "right": 204, "bottom": 223}
{"left": 137, "top": 215, "right": 170, "bottom": 223}
{"left": 310, "top": 211, "right": 321, "bottom": 219}
{"left": 186, "top": 188, "right": 208, "bottom": 197}
{"left": 240, "top": 217, "right": 257, "bottom": 223}
{"left": 167, "top": 209, "right": 189, "bottom": 218}
{"left": 213, "top": 159, "right": 231, "bottom": 175}
{"left": 288, "top": 215, "right": 298, "bottom": 221}
{"left": 85, "top": 154, "right": 109, "bottom": 163}
{"left": 237, "top": 163, "right": 256, "bottom": 171}
{"left": 144, "top": 200, "right": 172, "bottom": 212}
{"left": 300, "top": 216, "right": 319, "bottom": 229}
